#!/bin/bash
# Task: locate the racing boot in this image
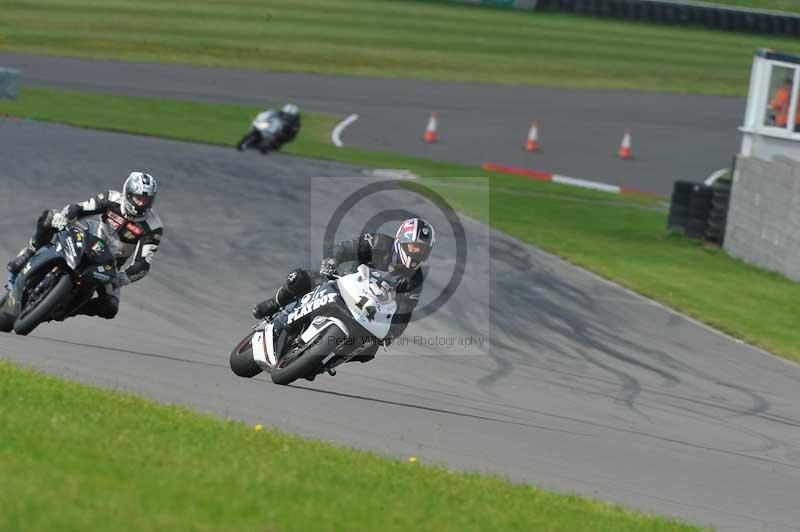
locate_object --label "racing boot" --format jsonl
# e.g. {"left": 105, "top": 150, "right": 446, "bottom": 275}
{"left": 7, "top": 242, "right": 36, "bottom": 283}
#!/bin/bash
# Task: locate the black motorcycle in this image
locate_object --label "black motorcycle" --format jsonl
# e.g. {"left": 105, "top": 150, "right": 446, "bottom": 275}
{"left": 229, "top": 265, "right": 399, "bottom": 385}
{"left": 0, "top": 220, "right": 117, "bottom": 335}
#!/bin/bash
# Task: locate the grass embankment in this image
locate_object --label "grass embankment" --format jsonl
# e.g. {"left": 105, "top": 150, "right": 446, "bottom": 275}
{"left": 2, "top": 0, "right": 800, "bottom": 95}
{"left": 3, "top": 88, "right": 799, "bottom": 362}
{"left": 0, "top": 362, "right": 704, "bottom": 532}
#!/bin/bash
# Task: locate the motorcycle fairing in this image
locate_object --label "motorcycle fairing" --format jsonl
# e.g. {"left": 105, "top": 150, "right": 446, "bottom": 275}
{"left": 4, "top": 246, "right": 65, "bottom": 316}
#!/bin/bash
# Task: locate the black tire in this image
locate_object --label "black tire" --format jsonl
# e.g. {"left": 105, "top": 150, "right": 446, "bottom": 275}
{"left": 229, "top": 332, "right": 262, "bottom": 378}
{"left": 671, "top": 191, "right": 691, "bottom": 202}
{"left": 237, "top": 132, "right": 257, "bottom": 151}
{"left": 271, "top": 328, "right": 346, "bottom": 386}
{"left": 673, "top": 180, "right": 697, "bottom": 196}
{"left": 0, "top": 291, "right": 12, "bottom": 332}
{"left": 0, "top": 311, "right": 13, "bottom": 333}
{"left": 711, "top": 198, "right": 730, "bottom": 211}
{"left": 13, "top": 275, "right": 72, "bottom": 336}
{"left": 686, "top": 220, "right": 708, "bottom": 239}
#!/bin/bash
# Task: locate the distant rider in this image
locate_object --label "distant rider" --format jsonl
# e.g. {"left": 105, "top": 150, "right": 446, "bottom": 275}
{"left": 276, "top": 103, "right": 301, "bottom": 145}
{"left": 6, "top": 172, "right": 163, "bottom": 319}
{"left": 252, "top": 218, "right": 435, "bottom": 363}
{"left": 238, "top": 103, "right": 301, "bottom": 153}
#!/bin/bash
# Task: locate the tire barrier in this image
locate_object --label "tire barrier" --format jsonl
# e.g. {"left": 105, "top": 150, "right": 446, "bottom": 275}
{"left": 705, "top": 179, "right": 732, "bottom": 246}
{"left": 667, "top": 180, "right": 693, "bottom": 234}
{"left": 686, "top": 183, "right": 714, "bottom": 240}
{"left": 533, "top": 0, "right": 800, "bottom": 37}
{"left": 0, "top": 67, "right": 20, "bottom": 100}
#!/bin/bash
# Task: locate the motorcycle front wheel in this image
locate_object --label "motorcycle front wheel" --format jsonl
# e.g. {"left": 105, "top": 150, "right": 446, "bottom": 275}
{"left": 229, "top": 331, "right": 262, "bottom": 378}
{"left": 236, "top": 131, "right": 258, "bottom": 151}
{"left": 270, "top": 328, "right": 346, "bottom": 386}
{"left": 13, "top": 275, "right": 72, "bottom": 335}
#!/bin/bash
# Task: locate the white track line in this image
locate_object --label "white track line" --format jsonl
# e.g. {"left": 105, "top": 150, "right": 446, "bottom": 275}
{"left": 552, "top": 174, "right": 621, "bottom": 194}
{"left": 331, "top": 113, "right": 359, "bottom": 148}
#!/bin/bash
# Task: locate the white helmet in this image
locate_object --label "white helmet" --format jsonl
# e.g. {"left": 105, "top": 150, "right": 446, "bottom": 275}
{"left": 122, "top": 172, "right": 158, "bottom": 217}
{"left": 281, "top": 103, "right": 299, "bottom": 116}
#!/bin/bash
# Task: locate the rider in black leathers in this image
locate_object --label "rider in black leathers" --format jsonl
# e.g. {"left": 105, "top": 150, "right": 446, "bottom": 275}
{"left": 252, "top": 218, "right": 435, "bottom": 363}
{"left": 276, "top": 103, "right": 301, "bottom": 145}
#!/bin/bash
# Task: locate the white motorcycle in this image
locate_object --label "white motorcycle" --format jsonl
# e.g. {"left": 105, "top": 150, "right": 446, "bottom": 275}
{"left": 229, "top": 265, "right": 398, "bottom": 385}
{"left": 236, "top": 111, "right": 285, "bottom": 154}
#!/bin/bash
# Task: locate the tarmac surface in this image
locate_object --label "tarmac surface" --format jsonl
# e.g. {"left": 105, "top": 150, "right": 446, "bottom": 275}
{"left": 2, "top": 119, "right": 800, "bottom": 531}
{"left": 0, "top": 52, "right": 746, "bottom": 194}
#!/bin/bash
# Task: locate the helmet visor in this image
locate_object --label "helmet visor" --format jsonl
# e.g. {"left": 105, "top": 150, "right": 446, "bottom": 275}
{"left": 129, "top": 193, "right": 154, "bottom": 212}
{"left": 401, "top": 242, "right": 431, "bottom": 267}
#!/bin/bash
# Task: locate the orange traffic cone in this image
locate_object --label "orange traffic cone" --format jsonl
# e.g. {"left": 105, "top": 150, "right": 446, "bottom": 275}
{"left": 524, "top": 120, "right": 539, "bottom": 152}
{"left": 423, "top": 112, "right": 438, "bottom": 143}
{"left": 618, "top": 128, "right": 632, "bottom": 159}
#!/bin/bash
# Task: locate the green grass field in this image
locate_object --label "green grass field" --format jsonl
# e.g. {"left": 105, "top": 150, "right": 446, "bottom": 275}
{"left": 2, "top": 0, "right": 800, "bottom": 95}
{"left": 0, "top": 361, "right": 705, "bottom": 532}
{"left": 2, "top": 88, "right": 799, "bottom": 362}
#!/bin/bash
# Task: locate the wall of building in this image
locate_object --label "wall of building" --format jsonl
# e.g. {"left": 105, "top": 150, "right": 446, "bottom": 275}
{"left": 724, "top": 154, "right": 800, "bottom": 281}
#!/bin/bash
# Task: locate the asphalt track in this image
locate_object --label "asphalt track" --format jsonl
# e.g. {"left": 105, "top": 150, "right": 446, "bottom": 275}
{"left": 2, "top": 119, "right": 800, "bottom": 531}
{"left": 0, "top": 52, "right": 745, "bottom": 194}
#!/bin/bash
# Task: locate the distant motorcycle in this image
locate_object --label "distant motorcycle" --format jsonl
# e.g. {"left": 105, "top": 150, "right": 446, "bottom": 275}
{"left": 0, "top": 220, "right": 117, "bottom": 335}
{"left": 236, "top": 111, "right": 286, "bottom": 154}
{"left": 229, "top": 265, "right": 398, "bottom": 385}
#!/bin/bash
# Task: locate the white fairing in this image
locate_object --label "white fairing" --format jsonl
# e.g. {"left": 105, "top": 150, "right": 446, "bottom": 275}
{"left": 300, "top": 317, "right": 349, "bottom": 344}
{"left": 336, "top": 264, "right": 397, "bottom": 339}
{"left": 251, "top": 322, "right": 277, "bottom": 369}
{"left": 252, "top": 111, "right": 282, "bottom": 133}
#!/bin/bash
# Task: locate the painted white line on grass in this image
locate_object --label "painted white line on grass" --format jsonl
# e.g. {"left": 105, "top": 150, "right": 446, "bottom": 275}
{"left": 553, "top": 174, "right": 621, "bottom": 194}
{"left": 331, "top": 113, "right": 359, "bottom": 148}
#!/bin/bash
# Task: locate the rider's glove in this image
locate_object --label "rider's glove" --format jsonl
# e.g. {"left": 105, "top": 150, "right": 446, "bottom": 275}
{"left": 319, "top": 258, "right": 338, "bottom": 278}
{"left": 50, "top": 210, "right": 70, "bottom": 231}
{"left": 115, "top": 272, "right": 131, "bottom": 288}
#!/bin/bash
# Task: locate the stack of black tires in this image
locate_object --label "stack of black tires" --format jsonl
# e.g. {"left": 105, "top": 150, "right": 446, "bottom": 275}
{"left": 705, "top": 179, "right": 732, "bottom": 245}
{"left": 667, "top": 180, "right": 693, "bottom": 233}
{"left": 667, "top": 179, "right": 732, "bottom": 245}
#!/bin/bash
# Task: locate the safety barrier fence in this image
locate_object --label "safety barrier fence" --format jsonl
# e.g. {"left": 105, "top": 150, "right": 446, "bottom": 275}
{"left": 434, "top": 0, "right": 800, "bottom": 37}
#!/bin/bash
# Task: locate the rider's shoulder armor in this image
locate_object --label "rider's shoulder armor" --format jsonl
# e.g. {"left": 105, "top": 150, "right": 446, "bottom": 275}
{"left": 358, "top": 233, "right": 394, "bottom": 268}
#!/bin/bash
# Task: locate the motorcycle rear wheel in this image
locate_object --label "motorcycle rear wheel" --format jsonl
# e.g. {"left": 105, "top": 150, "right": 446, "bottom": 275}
{"left": 270, "top": 328, "right": 346, "bottom": 386}
{"left": 229, "top": 332, "right": 262, "bottom": 378}
{"left": 13, "top": 275, "right": 72, "bottom": 336}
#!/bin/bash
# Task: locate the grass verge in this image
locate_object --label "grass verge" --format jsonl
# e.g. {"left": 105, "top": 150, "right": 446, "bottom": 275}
{"left": 1, "top": 87, "right": 798, "bottom": 362}
{"left": 2, "top": 0, "right": 800, "bottom": 95}
{"left": 0, "top": 361, "right": 704, "bottom": 532}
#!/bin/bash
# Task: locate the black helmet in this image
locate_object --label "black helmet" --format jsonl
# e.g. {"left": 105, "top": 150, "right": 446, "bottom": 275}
{"left": 392, "top": 218, "right": 435, "bottom": 271}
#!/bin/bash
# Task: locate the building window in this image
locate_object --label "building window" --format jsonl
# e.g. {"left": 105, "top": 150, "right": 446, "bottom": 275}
{"left": 764, "top": 65, "right": 798, "bottom": 133}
